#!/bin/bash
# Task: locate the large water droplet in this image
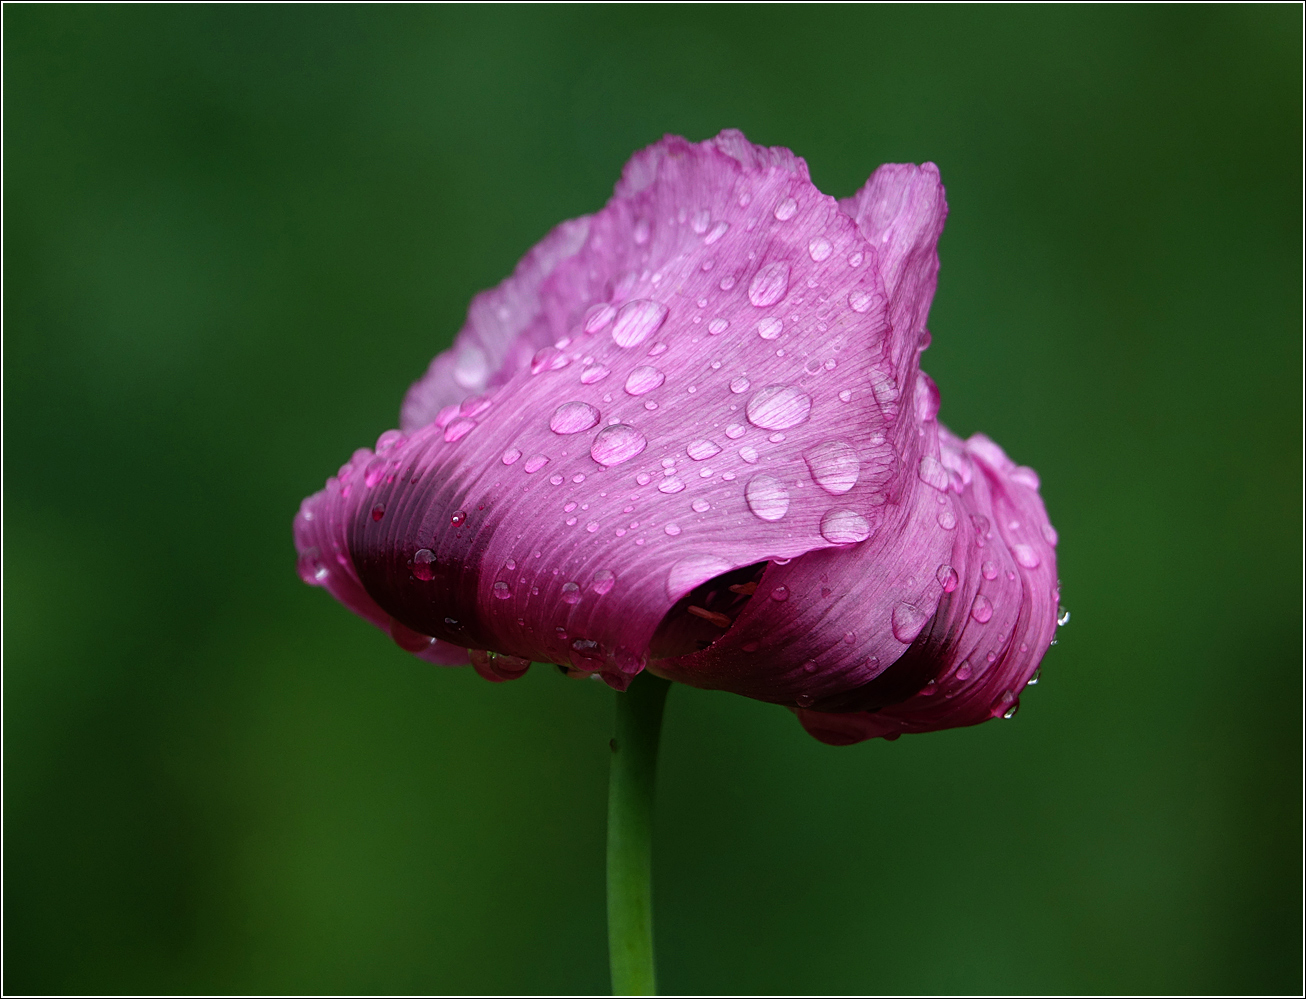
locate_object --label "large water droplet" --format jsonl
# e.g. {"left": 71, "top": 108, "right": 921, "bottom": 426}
{"left": 412, "top": 549, "right": 436, "bottom": 581}
{"left": 745, "top": 474, "right": 790, "bottom": 521}
{"left": 612, "top": 300, "right": 668, "bottom": 347}
{"left": 804, "top": 440, "right": 860, "bottom": 494}
{"left": 667, "top": 554, "right": 733, "bottom": 600}
{"left": 591, "top": 424, "right": 647, "bottom": 467}
{"left": 891, "top": 602, "right": 930, "bottom": 643}
{"left": 820, "top": 509, "right": 871, "bottom": 544}
{"left": 730, "top": 376, "right": 751, "bottom": 394}
{"left": 591, "top": 569, "right": 616, "bottom": 595}
{"left": 1012, "top": 544, "right": 1041, "bottom": 569}
{"left": 561, "top": 582, "right": 581, "bottom": 604}
{"left": 550, "top": 401, "right": 600, "bottom": 435}
{"left": 708, "top": 318, "right": 729, "bottom": 335}
{"left": 757, "top": 316, "right": 783, "bottom": 340}
{"left": 581, "top": 364, "right": 611, "bottom": 384}
{"left": 747, "top": 385, "right": 812, "bottom": 430}
{"left": 748, "top": 262, "right": 790, "bottom": 308}
{"left": 936, "top": 564, "right": 958, "bottom": 592}
{"left": 688, "top": 439, "right": 721, "bottom": 460}
{"left": 918, "top": 455, "right": 950, "bottom": 491}
{"left": 624, "top": 366, "right": 665, "bottom": 396}
{"left": 971, "top": 593, "right": 993, "bottom": 623}
{"left": 493, "top": 580, "right": 512, "bottom": 599}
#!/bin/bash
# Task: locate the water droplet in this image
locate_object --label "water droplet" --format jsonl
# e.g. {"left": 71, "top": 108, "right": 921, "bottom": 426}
{"left": 708, "top": 318, "right": 729, "bottom": 335}
{"left": 774, "top": 197, "right": 798, "bottom": 221}
{"left": 524, "top": 455, "right": 549, "bottom": 473}
{"left": 838, "top": 389, "right": 852, "bottom": 403}
{"left": 648, "top": 342, "right": 668, "bottom": 356}
{"left": 581, "top": 364, "right": 610, "bottom": 384}
{"left": 664, "top": 523, "right": 681, "bottom": 536}
{"left": 757, "top": 316, "right": 783, "bottom": 340}
{"left": 493, "top": 581, "right": 512, "bottom": 600}
{"left": 982, "top": 561, "right": 997, "bottom": 581}
{"left": 586, "top": 521, "right": 600, "bottom": 533}
{"left": 549, "top": 474, "right": 564, "bottom": 486}
{"left": 591, "top": 425, "right": 647, "bottom": 467}
{"left": 691, "top": 208, "right": 711, "bottom": 234}
{"left": 531, "top": 346, "right": 569, "bottom": 374}
{"left": 688, "top": 439, "right": 721, "bottom": 460}
{"left": 505, "top": 558, "right": 517, "bottom": 570}
{"left": 848, "top": 290, "right": 876, "bottom": 314}
{"left": 918, "top": 455, "right": 950, "bottom": 491}
{"left": 450, "top": 510, "right": 467, "bottom": 526}
{"left": 936, "top": 564, "right": 958, "bottom": 592}
{"left": 1027, "top": 668, "right": 1040, "bottom": 685}
{"left": 1043, "top": 523, "right": 1059, "bottom": 546}
{"left": 444, "top": 418, "right": 476, "bottom": 442}
{"left": 371, "top": 503, "right": 386, "bottom": 522}
{"left": 502, "top": 447, "right": 522, "bottom": 465}
{"left": 573, "top": 473, "right": 586, "bottom": 484}
{"left": 611, "top": 300, "right": 668, "bottom": 348}
{"left": 725, "top": 424, "right": 746, "bottom": 439}
{"left": 591, "top": 569, "right": 616, "bottom": 594}
{"left": 704, "top": 220, "right": 729, "bottom": 244}
{"left": 691, "top": 498, "right": 710, "bottom": 513}
{"left": 971, "top": 594, "right": 993, "bottom": 623}
{"left": 550, "top": 401, "right": 600, "bottom": 434}
{"left": 658, "top": 477, "right": 686, "bottom": 494}
{"left": 747, "top": 385, "right": 812, "bottom": 430}
{"left": 412, "top": 549, "right": 436, "bottom": 581}
{"left": 719, "top": 275, "right": 736, "bottom": 291}
{"left": 956, "top": 662, "right": 973, "bottom": 681}
{"left": 633, "top": 218, "right": 650, "bottom": 244}
{"left": 848, "top": 251, "right": 864, "bottom": 267}
{"left": 770, "top": 585, "right": 789, "bottom": 602}
{"left": 624, "top": 366, "right": 665, "bottom": 396}
{"left": 892, "top": 602, "right": 930, "bottom": 643}
{"left": 1057, "top": 606, "right": 1071, "bottom": 627}
{"left": 745, "top": 474, "right": 790, "bottom": 521}
{"left": 820, "top": 509, "right": 871, "bottom": 544}
{"left": 807, "top": 236, "right": 834, "bottom": 261}
{"left": 561, "top": 582, "right": 581, "bottom": 605}
{"left": 666, "top": 554, "right": 733, "bottom": 599}
{"left": 804, "top": 440, "right": 860, "bottom": 494}
{"left": 796, "top": 693, "right": 815, "bottom": 708}
{"left": 1012, "top": 544, "right": 1041, "bottom": 569}
{"left": 748, "top": 262, "right": 791, "bottom": 307}
{"left": 584, "top": 303, "right": 617, "bottom": 333}
{"left": 937, "top": 509, "right": 957, "bottom": 530}
{"left": 739, "top": 446, "right": 758, "bottom": 464}
{"left": 730, "top": 376, "right": 751, "bottom": 394}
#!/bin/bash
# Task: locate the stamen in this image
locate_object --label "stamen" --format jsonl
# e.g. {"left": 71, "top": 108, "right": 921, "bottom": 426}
{"left": 728, "top": 582, "right": 758, "bottom": 595}
{"left": 687, "top": 605, "right": 732, "bottom": 628}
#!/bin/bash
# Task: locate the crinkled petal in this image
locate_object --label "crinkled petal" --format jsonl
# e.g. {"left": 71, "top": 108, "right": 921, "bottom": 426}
{"left": 297, "top": 130, "right": 920, "bottom": 687}
{"left": 794, "top": 428, "right": 1059, "bottom": 744}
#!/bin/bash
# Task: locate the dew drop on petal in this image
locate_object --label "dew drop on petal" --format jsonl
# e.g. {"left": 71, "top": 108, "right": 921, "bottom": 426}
{"left": 502, "top": 447, "right": 522, "bottom": 465}
{"left": 725, "top": 424, "right": 746, "bottom": 439}
{"left": 770, "top": 585, "right": 789, "bottom": 602}
{"left": 581, "top": 364, "right": 611, "bottom": 384}
{"left": 848, "top": 290, "right": 875, "bottom": 313}
{"left": 938, "top": 509, "right": 957, "bottom": 530}
{"left": 747, "top": 385, "right": 812, "bottom": 430}
{"left": 561, "top": 582, "right": 581, "bottom": 605}
{"left": 918, "top": 455, "right": 950, "bottom": 491}
{"left": 1057, "top": 605, "right": 1071, "bottom": 627}
{"left": 584, "top": 303, "right": 617, "bottom": 333}
{"left": 412, "top": 549, "right": 436, "bottom": 581}
{"left": 1013, "top": 544, "right": 1041, "bottom": 569}
{"left": 450, "top": 510, "right": 467, "bottom": 526}
{"left": 819, "top": 509, "right": 871, "bottom": 544}
{"left": 549, "top": 474, "right": 563, "bottom": 486}
{"left": 611, "top": 300, "right": 669, "bottom": 347}
{"left": 730, "top": 376, "right": 751, "bottom": 394}
{"left": 745, "top": 474, "right": 790, "bottom": 521}
{"left": 691, "top": 498, "right": 710, "bottom": 513}
{"left": 493, "top": 581, "right": 512, "bottom": 600}
{"left": 524, "top": 455, "right": 549, "bottom": 473}
{"left": 891, "top": 602, "right": 930, "bottom": 643}
{"left": 757, "top": 316, "right": 783, "bottom": 340}
{"left": 550, "top": 401, "right": 600, "bottom": 434}
{"left": 624, "top": 366, "right": 665, "bottom": 396}
{"left": 445, "top": 418, "right": 476, "bottom": 442}
{"left": 591, "top": 425, "right": 647, "bottom": 467}
{"left": 591, "top": 569, "right": 616, "bottom": 595}
{"left": 982, "top": 560, "right": 998, "bottom": 580}
{"left": 704, "top": 220, "right": 729, "bottom": 244}
{"left": 739, "top": 446, "right": 758, "bottom": 464}
{"left": 804, "top": 441, "right": 860, "bottom": 494}
{"left": 937, "top": 564, "right": 959, "bottom": 592}
{"left": 838, "top": 389, "right": 852, "bottom": 403}
{"left": 658, "top": 477, "right": 686, "bottom": 494}
{"left": 971, "top": 594, "right": 994, "bottom": 623}
{"left": 688, "top": 439, "right": 721, "bottom": 460}
{"left": 748, "top": 262, "right": 791, "bottom": 307}
{"left": 664, "top": 523, "right": 681, "bottom": 536}
{"left": 371, "top": 503, "right": 385, "bottom": 522}
{"left": 708, "top": 318, "right": 729, "bottom": 335}
{"left": 808, "top": 236, "right": 833, "bottom": 261}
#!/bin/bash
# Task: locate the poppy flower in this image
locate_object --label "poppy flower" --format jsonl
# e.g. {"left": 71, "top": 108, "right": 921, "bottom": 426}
{"left": 293, "top": 129, "right": 1059, "bottom": 745}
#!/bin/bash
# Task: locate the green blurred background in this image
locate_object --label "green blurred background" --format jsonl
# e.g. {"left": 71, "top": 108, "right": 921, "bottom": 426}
{"left": 4, "top": 5, "right": 1300, "bottom": 995}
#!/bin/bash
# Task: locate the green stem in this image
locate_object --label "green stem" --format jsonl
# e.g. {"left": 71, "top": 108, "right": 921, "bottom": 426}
{"left": 607, "top": 671, "right": 671, "bottom": 996}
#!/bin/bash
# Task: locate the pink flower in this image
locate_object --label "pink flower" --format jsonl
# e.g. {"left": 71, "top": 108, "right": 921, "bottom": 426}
{"left": 294, "top": 130, "right": 1059, "bottom": 744}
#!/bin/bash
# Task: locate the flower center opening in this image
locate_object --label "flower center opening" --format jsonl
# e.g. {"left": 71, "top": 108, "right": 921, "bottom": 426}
{"left": 648, "top": 562, "right": 768, "bottom": 659}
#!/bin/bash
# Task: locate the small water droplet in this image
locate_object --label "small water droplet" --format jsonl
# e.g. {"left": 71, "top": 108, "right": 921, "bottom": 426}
{"left": 611, "top": 300, "right": 669, "bottom": 348}
{"left": 450, "top": 510, "right": 466, "bottom": 526}
{"left": 664, "top": 523, "right": 681, "bottom": 536}
{"left": 371, "top": 503, "right": 386, "bottom": 522}
{"left": 502, "top": 447, "right": 522, "bottom": 465}
{"left": 748, "top": 262, "right": 791, "bottom": 307}
{"left": 796, "top": 693, "right": 815, "bottom": 708}
{"left": 757, "top": 316, "right": 783, "bottom": 340}
{"left": 625, "top": 366, "right": 665, "bottom": 396}
{"left": 524, "top": 455, "right": 550, "bottom": 473}
{"left": 804, "top": 440, "right": 860, "bottom": 494}
{"left": 586, "top": 521, "right": 599, "bottom": 533}
{"left": 820, "top": 509, "right": 871, "bottom": 544}
{"left": 691, "top": 498, "right": 710, "bottom": 513}
{"left": 1012, "top": 544, "right": 1041, "bottom": 569}
{"left": 918, "top": 455, "right": 950, "bottom": 491}
{"left": 956, "top": 662, "right": 973, "bottom": 680}
{"left": 891, "top": 602, "right": 930, "bottom": 643}
{"left": 745, "top": 474, "right": 790, "bottom": 521}
{"left": 1057, "top": 606, "right": 1071, "bottom": 627}
{"left": 971, "top": 594, "right": 993, "bottom": 623}
{"left": 561, "top": 582, "right": 581, "bottom": 604}
{"left": 747, "top": 385, "right": 812, "bottom": 430}
{"left": 550, "top": 401, "right": 600, "bottom": 435}
{"left": 444, "top": 418, "right": 476, "bottom": 442}
{"left": 848, "top": 290, "right": 875, "bottom": 313}
{"left": 938, "top": 509, "right": 957, "bottom": 530}
{"left": 412, "top": 549, "right": 436, "bottom": 581}
{"left": 838, "top": 389, "right": 852, "bottom": 403}
{"left": 633, "top": 218, "right": 651, "bottom": 244}
{"left": 688, "top": 439, "right": 721, "bottom": 460}
{"left": 848, "top": 251, "right": 864, "bottom": 267}
{"left": 730, "top": 376, "right": 751, "bottom": 394}
{"left": 773, "top": 197, "right": 798, "bottom": 221}
{"left": 982, "top": 561, "right": 997, "bottom": 580}
{"left": 584, "top": 303, "right": 617, "bottom": 333}
{"left": 804, "top": 238, "right": 835, "bottom": 265}
{"left": 708, "top": 318, "right": 729, "bottom": 335}
{"left": 591, "top": 569, "right": 616, "bottom": 595}
{"left": 531, "top": 346, "right": 569, "bottom": 375}
{"left": 739, "top": 446, "right": 758, "bottom": 464}
{"left": 704, "top": 220, "right": 730, "bottom": 244}
{"left": 1027, "top": 668, "right": 1040, "bottom": 686}
{"left": 658, "top": 478, "right": 686, "bottom": 494}
{"left": 549, "top": 474, "right": 564, "bottom": 485}
{"left": 493, "top": 581, "right": 512, "bottom": 600}
{"left": 591, "top": 425, "right": 647, "bottom": 467}
{"left": 936, "top": 564, "right": 958, "bottom": 592}
{"left": 581, "top": 364, "right": 610, "bottom": 384}
{"left": 770, "top": 585, "right": 789, "bottom": 602}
